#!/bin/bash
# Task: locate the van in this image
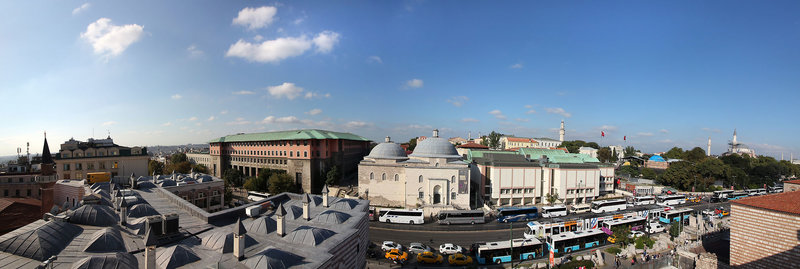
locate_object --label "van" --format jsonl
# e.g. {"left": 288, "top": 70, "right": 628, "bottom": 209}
{"left": 646, "top": 222, "right": 665, "bottom": 234}
{"left": 570, "top": 204, "right": 590, "bottom": 214}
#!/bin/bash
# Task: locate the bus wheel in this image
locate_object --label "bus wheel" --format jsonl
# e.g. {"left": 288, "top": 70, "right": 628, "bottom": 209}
{"left": 409, "top": 220, "right": 414, "bottom": 225}
{"left": 527, "top": 254, "right": 533, "bottom": 260}
{"left": 447, "top": 221, "right": 451, "bottom": 225}
{"left": 471, "top": 221, "right": 476, "bottom": 225}
{"left": 567, "top": 248, "right": 572, "bottom": 253}
{"left": 386, "top": 219, "right": 391, "bottom": 223}
{"left": 495, "top": 259, "right": 502, "bottom": 264}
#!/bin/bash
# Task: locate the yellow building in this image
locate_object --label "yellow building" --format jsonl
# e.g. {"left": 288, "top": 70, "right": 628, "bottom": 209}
{"left": 500, "top": 137, "right": 538, "bottom": 149}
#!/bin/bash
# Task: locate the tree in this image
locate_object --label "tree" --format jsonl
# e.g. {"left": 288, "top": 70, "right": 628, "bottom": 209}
{"left": 662, "top": 147, "right": 685, "bottom": 160}
{"left": 546, "top": 192, "right": 559, "bottom": 205}
{"left": 191, "top": 164, "right": 208, "bottom": 174}
{"left": 612, "top": 225, "right": 632, "bottom": 247}
{"left": 685, "top": 147, "right": 707, "bottom": 163}
{"left": 170, "top": 153, "right": 188, "bottom": 164}
{"left": 326, "top": 165, "right": 340, "bottom": 186}
{"left": 611, "top": 148, "right": 619, "bottom": 162}
{"left": 659, "top": 161, "right": 693, "bottom": 189}
{"left": 597, "top": 147, "right": 612, "bottom": 163}
{"left": 487, "top": 131, "right": 501, "bottom": 149}
{"left": 169, "top": 161, "right": 192, "bottom": 174}
{"left": 148, "top": 160, "right": 164, "bottom": 175}
{"left": 669, "top": 222, "right": 682, "bottom": 240}
{"left": 618, "top": 165, "right": 639, "bottom": 177}
{"left": 407, "top": 138, "right": 418, "bottom": 152}
{"left": 558, "top": 140, "right": 599, "bottom": 153}
{"left": 623, "top": 146, "right": 637, "bottom": 157}
{"left": 244, "top": 168, "right": 285, "bottom": 193}
{"left": 641, "top": 168, "right": 657, "bottom": 180}
{"left": 269, "top": 173, "right": 298, "bottom": 194}
{"left": 223, "top": 169, "right": 245, "bottom": 187}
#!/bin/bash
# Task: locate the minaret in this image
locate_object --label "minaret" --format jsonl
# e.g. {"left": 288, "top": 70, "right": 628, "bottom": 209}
{"left": 322, "top": 185, "right": 330, "bottom": 208}
{"left": 276, "top": 203, "right": 287, "bottom": 237}
{"left": 302, "top": 193, "right": 311, "bottom": 221}
{"left": 233, "top": 218, "right": 246, "bottom": 261}
{"left": 732, "top": 129, "right": 738, "bottom": 145}
{"left": 707, "top": 137, "right": 711, "bottom": 157}
{"left": 559, "top": 120, "right": 565, "bottom": 142}
{"left": 433, "top": 129, "right": 439, "bottom": 138}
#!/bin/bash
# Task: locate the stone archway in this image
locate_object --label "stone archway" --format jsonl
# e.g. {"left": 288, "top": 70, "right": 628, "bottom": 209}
{"left": 433, "top": 185, "right": 442, "bottom": 204}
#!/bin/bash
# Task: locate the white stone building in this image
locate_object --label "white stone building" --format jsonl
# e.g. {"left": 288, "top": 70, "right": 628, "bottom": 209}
{"left": 358, "top": 130, "right": 474, "bottom": 211}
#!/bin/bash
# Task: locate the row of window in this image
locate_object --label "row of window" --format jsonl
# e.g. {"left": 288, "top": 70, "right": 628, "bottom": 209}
{"left": 221, "top": 149, "right": 319, "bottom": 158}
{"left": 567, "top": 189, "right": 593, "bottom": 194}
{"left": 63, "top": 161, "right": 118, "bottom": 171}
{"left": 2, "top": 177, "right": 35, "bottom": 183}
{"left": 231, "top": 157, "right": 288, "bottom": 165}
{"left": 417, "top": 191, "right": 458, "bottom": 200}
{"left": 212, "top": 140, "right": 328, "bottom": 155}
{"left": 499, "top": 188, "right": 535, "bottom": 194}
{"left": 2, "top": 189, "right": 35, "bottom": 197}
{"left": 368, "top": 174, "right": 459, "bottom": 183}
{"left": 61, "top": 150, "right": 118, "bottom": 158}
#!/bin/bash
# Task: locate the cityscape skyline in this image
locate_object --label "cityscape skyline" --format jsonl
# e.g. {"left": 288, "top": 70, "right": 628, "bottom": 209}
{"left": 3, "top": 1, "right": 800, "bottom": 157}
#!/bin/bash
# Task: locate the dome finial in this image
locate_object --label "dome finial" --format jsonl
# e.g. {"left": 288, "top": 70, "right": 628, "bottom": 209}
{"left": 385, "top": 136, "right": 391, "bottom": 143}
{"left": 432, "top": 129, "right": 439, "bottom": 138}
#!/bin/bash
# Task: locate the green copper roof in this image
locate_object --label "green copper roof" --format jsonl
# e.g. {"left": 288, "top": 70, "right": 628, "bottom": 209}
{"left": 516, "top": 148, "right": 600, "bottom": 163}
{"left": 466, "top": 149, "right": 517, "bottom": 163}
{"left": 209, "top": 129, "right": 370, "bottom": 143}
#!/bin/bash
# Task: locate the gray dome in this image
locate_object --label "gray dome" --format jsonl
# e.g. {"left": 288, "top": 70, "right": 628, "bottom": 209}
{"left": 410, "top": 135, "right": 460, "bottom": 158}
{"left": 367, "top": 142, "right": 408, "bottom": 159}
{"left": 83, "top": 227, "right": 126, "bottom": 252}
{"left": 72, "top": 253, "right": 138, "bottom": 269}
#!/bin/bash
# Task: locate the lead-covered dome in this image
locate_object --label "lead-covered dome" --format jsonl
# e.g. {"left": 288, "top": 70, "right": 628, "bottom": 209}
{"left": 409, "top": 130, "right": 460, "bottom": 158}
{"left": 366, "top": 136, "right": 408, "bottom": 160}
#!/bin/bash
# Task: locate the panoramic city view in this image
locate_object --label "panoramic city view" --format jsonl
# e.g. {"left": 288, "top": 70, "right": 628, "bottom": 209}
{"left": 2, "top": 1, "right": 800, "bottom": 268}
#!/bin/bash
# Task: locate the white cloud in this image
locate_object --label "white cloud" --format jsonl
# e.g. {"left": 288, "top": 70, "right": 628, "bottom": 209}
{"left": 545, "top": 107, "right": 572, "bottom": 118}
{"left": 225, "top": 37, "right": 311, "bottom": 63}
{"left": 659, "top": 139, "right": 674, "bottom": 143}
{"left": 446, "top": 96, "right": 468, "bottom": 107}
{"left": 367, "top": 56, "right": 382, "bottom": 64}
{"left": 524, "top": 105, "right": 533, "bottom": 109}
{"left": 461, "top": 118, "right": 479, "bottom": 123}
{"left": 599, "top": 125, "right": 618, "bottom": 132}
{"left": 489, "top": 109, "right": 507, "bottom": 120}
{"left": 267, "top": 82, "right": 304, "bottom": 100}
{"left": 637, "top": 132, "right": 654, "bottom": 137}
{"left": 304, "top": 92, "right": 327, "bottom": 99}
{"left": 405, "top": 124, "right": 433, "bottom": 130}
{"left": 227, "top": 118, "right": 251, "bottom": 125}
{"left": 312, "top": 31, "right": 340, "bottom": 53}
{"left": 220, "top": 110, "right": 228, "bottom": 115}
{"left": 294, "top": 17, "right": 305, "bottom": 25}
{"left": 262, "top": 116, "right": 301, "bottom": 124}
{"left": 660, "top": 129, "right": 669, "bottom": 134}
{"left": 80, "top": 18, "right": 144, "bottom": 58}
{"left": 510, "top": 63, "right": 523, "bottom": 69}
{"left": 233, "top": 90, "right": 255, "bottom": 95}
{"left": 306, "top": 109, "right": 322, "bottom": 116}
{"left": 171, "top": 94, "right": 182, "bottom": 100}
{"left": 161, "top": 122, "right": 173, "bottom": 127}
{"left": 253, "top": 35, "right": 263, "bottom": 41}
{"left": 702, "top": 127, "right": 721, "bottom": 133}
{"left": 207, "top": 116, "right": 216, "bottom": 121}
{"left": 187, "top": 44, "right": 204, "bottom": 58}
{"left": 406, "top": 79, "right": 424, "bottom": 88}
{"left": 526, "top": 109, "right": 536, "bottom": 114}
{"left": 102, "top": 121, "right": 116, "bottom": 126}
{"left": 345, "top": 121, "right": 370, "bottom": 128}
{"left": 188, "top": 117, "right": 198, "bottom": 121}
{"left": 515, "top": 118, "right": 530, "bottom": 122}
{"left": 72, "top": 3, "right": 90, "bottom": 15}
{"left": 232, "top": 6, "right": 277, "bottom": 30}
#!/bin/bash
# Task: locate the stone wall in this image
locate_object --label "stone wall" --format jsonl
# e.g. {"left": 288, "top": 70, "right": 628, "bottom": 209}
{"left": 730, "top": 203, "right": 800, "bottom": 268}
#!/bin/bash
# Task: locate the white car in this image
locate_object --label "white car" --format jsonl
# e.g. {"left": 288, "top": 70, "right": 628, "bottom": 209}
{"left": 702, "top": 209, "right": 715, "bottom": 216}
{"left": 439, "top": 243, "right": 463, "bottom": 255}
{"left": 646, "top": 222, "right": 665, "bottom": 234}
{"left": 382, "top": 241, "right": 402, "bottom": 252}
{"left": 408, "top": 242, "right": 431, "bottom": 254}
{"left": 630, "top": 231, "right": 645, "bottom": 238}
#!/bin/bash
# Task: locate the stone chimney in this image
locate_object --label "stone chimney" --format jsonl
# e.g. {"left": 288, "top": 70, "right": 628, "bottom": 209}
{"left": 119, "top": 197, "right": 128, "bottom": 225}
{"left": 432, "top": 129, "right": 439, "bottom": 138}
{"left": 302, "top": 193, "right": 311, "bottom": 221}
{"left": 233, "top": 218, "right": 246, "bottom": 261}
{"left": 275, "top": 203, "right": 287, "bottom": 236}
{"left": 144, "top": 227, "right": 157, "bottom": 269}
{"left": 322, "top": 185, "right": 330, "bottom": 208}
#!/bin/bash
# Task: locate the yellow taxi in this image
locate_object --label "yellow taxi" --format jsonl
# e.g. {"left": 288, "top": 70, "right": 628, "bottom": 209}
{"left": 687, "top": 196, "right": 701, "bottom": 203}
{"left": 385, "top": 248, "right": 408, "bottom": 262}
{"left": 607, "top": 235, "right": 617, "bottom": 243}
{"left": 448, "top": 253, "right": 473, "bottom": 265}
{"left": 416, "top": 251, "right": 443, "bottom": 264}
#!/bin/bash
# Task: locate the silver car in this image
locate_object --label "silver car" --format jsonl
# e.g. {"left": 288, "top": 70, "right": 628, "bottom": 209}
{"left": 407, "top": 242, "right": 431, "bottom": 254}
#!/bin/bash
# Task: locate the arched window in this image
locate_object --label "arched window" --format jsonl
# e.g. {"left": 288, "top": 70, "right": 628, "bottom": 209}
{"left": 382, "top": 173, "right": 386, "bottom": 181}
{"left": 370, "top": 172, "right": 374, "bottom": 180}
{"left": 418, "top": 175, "right": 423, "bottom": 183}
{"left": 451, "top": 176, "right": 455, "bottom": 183}
{"left": 394, "top": 174, "right": 399, "bottom": 181}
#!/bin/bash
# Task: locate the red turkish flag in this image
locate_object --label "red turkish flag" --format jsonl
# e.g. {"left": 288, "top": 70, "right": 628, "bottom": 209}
{"left": 601, "top": 131, "right": 605, "bottom": 137}
{"left": 624, "top": 136, "right": 626, "bottom": 141}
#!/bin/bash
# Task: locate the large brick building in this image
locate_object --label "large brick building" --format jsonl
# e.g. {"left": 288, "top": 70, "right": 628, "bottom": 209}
{"left": 730, "top": 191, "right": 800, "bottom": 268}
{"left": 209, "top": 129, "right": 371, "bottom": 193}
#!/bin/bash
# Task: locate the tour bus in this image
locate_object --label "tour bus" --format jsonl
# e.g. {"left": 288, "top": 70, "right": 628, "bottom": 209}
{"left": 546, "top": 229, "right": 607, "bottom": 255}
{"left": 746, "top": 188, "right": 767, "bottom": 196}
{"left": 540, "top": 205, "right": 568, "bottom": 218}
{"left": 570, "top": 204, "right": 590, "bottom": 214}
{"left": 656, "top": 194, "right": 686, "bottom": 206}
{"left": 632, "top": 196, "right": 656, "bottom": 206}
{"left": 475, "top": 238, "right": 543, "bottom": 264}
{"left": 591, "top": 199, "right": 627, "bottom": 214}
{"left": 727, "top": 191, "right": 749, "bottom": 201}
{"left": 769, "top": 186, "right": 783, "bottom": 193}
{"left": 599, "top": 216, "right": 647, "bottom": 234}
{"left": 710, "top": 190, "right": 734, "bottom": 202}
{"left": 378, "top": 209, "right": 424, "bottom": 224}
{"left": 658, "top": 208, "right": 693, "bottom": 224}
{"left": 437, "top": 210, "right": 486, "bottom": 225}
{"left": 497, "top": 206, "right": 539, "bottom": 223}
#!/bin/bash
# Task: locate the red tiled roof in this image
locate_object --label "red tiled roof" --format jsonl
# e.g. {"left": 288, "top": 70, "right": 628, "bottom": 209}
{"left": 782, "top": 179, "right": 800, "bottom": 185}
{"left": 506, "top": 137, "right": 536, "bottom": 143}
{"left": 457, "top": 142, "right": 488, "bottom": 149}
{"left": 732, "top": 191, "right": 800, "bottom": 215}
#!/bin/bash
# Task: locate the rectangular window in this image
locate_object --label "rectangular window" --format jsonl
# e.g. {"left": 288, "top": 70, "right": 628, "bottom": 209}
{"left": 64, "top": 164, "right": 70, "bottom": 171}
{"left": 3, "top": 190, "right": 7, "bottom": 196}
{"left": 76, "top": 163, "right": 82, "bottom": 170}
{"left": 15, "top": 190, "right": 20, "bottom": 197}
{"left": 26, "top": 189, "right": 31, "bottom": 197}
{"left": 451, "top": 192, "right": 456, "bottom": 200}
{"left": 419, "top": 192, "right": 424, "bottom": 199}
{"left": 304, "top": 151, "right": 307, "bottom": 157}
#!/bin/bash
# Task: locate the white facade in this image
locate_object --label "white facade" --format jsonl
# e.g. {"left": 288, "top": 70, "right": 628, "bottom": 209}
{"left": 536, "top": 138, "right": 561, "bottom": 148}
{"left": 484, "top": 164, "right": 601, "bottom": 206}
{"left": 579, "top": 147, "right": 598, "bottom": 158}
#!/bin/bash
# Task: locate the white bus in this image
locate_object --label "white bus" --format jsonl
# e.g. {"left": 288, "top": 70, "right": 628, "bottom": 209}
{"left": 656, "top": 195, "right": 686, "bottom": 206}
{"left": 711, "top": 190, "right": 734, "bottom": 202}
{"left": 632, "top": 196, "right": 656, "bottom": 206}
{"left": 591, "top": 199, "right": 627, "bottom": 214}
{"left": 379, "top": 209, "right": 424, "bottom": 224}
{"left": 599, "top": 216, "right": 647, "bottom": 233}
{"left": 437, "top": 210, "right": 486, "bottom": 225}
{"left": 746, "top": 188, "right": 767, "bottom": 196}
{"left": 541, "top": 205, "right": 568, "bottom": 218}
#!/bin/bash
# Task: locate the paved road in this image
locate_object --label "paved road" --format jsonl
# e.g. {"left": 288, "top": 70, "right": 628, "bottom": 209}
{"left": 369, "top": 200, "right": 731, "bottom": 260}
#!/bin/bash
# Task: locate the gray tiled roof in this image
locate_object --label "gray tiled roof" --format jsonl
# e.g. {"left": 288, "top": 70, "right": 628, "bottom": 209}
{"left": 201, "top": 231, "right": 258, "bottom": 253}
{"left": 71, "top": 252, "right": 138, "bottom": 269}
{"left": 82, "top": 227, "right": 126, "bottom": 253}
{"left": 409, "top": 137, "right": 460, "bottom": 158}
{"left": 156, "top": 245, "right": 200, "bottom": 269}
{"left": 0, "top": 221, "right": 82, "bottom": 261}
{"left": 285, "top": 226, "right": 336, "bottom": 247}
{"left": 69, "top": 204, "right": 117, "bottom": 226}
{"left": 127, "top": 203, "right": 160, "bottom": 218}
{"left": 366, "top": 142, "right": 408, "bottom": 159}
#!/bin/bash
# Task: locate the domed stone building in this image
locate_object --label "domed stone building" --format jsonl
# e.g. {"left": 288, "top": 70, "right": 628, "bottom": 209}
{"left": 358, "top": 130, "right": 473, "bottom": 212}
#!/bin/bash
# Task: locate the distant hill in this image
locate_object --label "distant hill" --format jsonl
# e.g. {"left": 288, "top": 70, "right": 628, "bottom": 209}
{"left": 147, "top": 144, "right": 209, "bottom": 156}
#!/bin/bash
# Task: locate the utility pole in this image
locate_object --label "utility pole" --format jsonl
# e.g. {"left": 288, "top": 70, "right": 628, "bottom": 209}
{"left": 510, "top": 221, "right": 514, "bottom": 268}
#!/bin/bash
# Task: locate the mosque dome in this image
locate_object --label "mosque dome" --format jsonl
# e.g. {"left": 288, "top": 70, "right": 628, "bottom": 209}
{"left": 409, "top": 129, "right": 460, "bottom": 158}
{"left": 366, "top": 136, "right": 408, "bottom": 160}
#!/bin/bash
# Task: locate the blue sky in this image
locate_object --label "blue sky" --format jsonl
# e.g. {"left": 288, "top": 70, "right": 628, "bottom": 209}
{"left": 2, "top": 1, "right": 800, "bottom": 158}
